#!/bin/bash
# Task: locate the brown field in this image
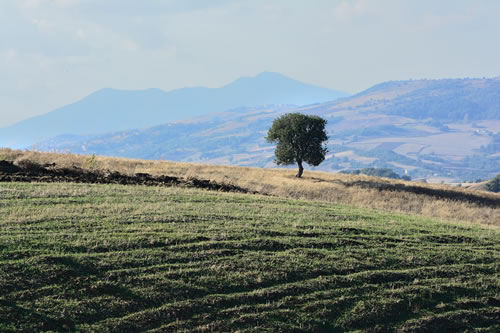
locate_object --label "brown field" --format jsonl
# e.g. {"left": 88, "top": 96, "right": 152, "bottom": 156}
{"left": 1, "top": 148, "right": 499, "bottom": 226}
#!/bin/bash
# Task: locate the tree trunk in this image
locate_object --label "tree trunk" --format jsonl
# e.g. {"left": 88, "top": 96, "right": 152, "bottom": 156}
{"left": 296, "top": 160, "right": 304, "bottom": 178}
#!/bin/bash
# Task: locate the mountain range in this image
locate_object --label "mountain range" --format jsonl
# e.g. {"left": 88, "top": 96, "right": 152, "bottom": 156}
{"left": 0, "top": 72, "right": 348, "bottom": 148}
{"left": 32, "top": 76, "right": 500, "bottom": 182}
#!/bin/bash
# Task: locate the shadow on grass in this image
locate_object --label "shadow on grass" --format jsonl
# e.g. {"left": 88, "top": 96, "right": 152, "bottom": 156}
{"left": 310, "top": 176, "right": 500, "bottom": 208}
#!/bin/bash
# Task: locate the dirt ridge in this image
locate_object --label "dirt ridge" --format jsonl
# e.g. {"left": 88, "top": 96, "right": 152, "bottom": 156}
{"left": 1, "top": 158, "right": 499, "bottom": 212}
{"left": 0, "top": 160, "right": 249, "bottom": 193}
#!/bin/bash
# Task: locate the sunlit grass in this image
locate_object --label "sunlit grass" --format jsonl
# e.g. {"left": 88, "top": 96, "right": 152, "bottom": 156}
{"left": 1, "top": 148, "right": 499, "bottom": 225}
{"left": 1, "top": 182, "right": 499, "bottom": 331}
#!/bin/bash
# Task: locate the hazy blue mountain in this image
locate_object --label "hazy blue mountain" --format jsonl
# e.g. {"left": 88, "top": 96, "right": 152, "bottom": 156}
{"left": 35, "top": 76, "right": 500, "bottom": 182}
{"left": 351, "top": 77, "right": 500, "bottom": 121}
{"left": 0, "top": 72, "right": 348, "bottom": 148}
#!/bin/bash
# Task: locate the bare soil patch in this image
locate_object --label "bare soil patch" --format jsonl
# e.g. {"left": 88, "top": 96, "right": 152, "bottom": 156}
{"left": 0, "top": 160, "right": 249, "bottom": 193}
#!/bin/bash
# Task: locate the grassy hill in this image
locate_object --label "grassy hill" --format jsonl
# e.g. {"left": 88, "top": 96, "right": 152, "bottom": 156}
{"left": 1, "top": 182, "right": 499, "bottom": 332}
{"left": 1, "top": 151, "right": 499, "bottom": 331}
{"left": 2, "top": 149, "right": 499, "bottom": 225}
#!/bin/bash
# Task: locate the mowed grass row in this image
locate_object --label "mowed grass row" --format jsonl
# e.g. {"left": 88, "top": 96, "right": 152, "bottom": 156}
{"left": 0, "top": 182, "right": 499, "bottom": 332}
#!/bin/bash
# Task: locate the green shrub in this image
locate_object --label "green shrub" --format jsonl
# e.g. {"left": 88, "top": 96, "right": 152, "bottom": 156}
{"left": 485, "top": 175, "right": 500, "bottom": 193}
{"left": 342, "top": 167, "right": 403, "bottom": 179}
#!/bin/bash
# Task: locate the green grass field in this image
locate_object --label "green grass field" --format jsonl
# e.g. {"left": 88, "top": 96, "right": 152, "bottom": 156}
{"left": 1, "top": 182, "right": 499, "bottom": 332}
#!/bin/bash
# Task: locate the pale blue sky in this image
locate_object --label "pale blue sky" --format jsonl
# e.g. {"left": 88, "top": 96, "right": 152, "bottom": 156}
{"left": 1, "top": 0, "right": 500, "bottom": 126}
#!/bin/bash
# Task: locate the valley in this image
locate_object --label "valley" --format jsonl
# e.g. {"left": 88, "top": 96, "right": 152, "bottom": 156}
{"left": 29, "top": 76, "right": 500, "bottom": 182}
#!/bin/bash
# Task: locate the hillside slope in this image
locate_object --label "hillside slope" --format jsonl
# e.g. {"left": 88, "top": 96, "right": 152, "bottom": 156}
{"left": 1, "top": 182, "right": 499, "bottom": 331}
{"left": 2, "top": 149, "right": 499, "bottom": 225}
{"left": 34, "top": 76, "right": 500, "bottom": 182}
{"left": 352, "top": 77, "right": 500, "bottom": 121}
{"left": 0, "top": 72, "right": 347, "bottom": 148}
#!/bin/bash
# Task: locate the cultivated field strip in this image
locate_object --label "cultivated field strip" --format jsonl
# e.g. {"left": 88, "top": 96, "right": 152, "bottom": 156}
{"left": 0, "top": 182, "right": 499, "bottom": 332}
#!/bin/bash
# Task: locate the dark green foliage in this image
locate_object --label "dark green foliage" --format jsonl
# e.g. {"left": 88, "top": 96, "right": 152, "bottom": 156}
{"left": 0, "top": 183, "right": 499, "bottom": 332}
{"left": 342, "top": 167, "right": 404, "bottom": 179}
{"left": 485, "top": 175, "right": 500, "bottom": 193}
{"left": 266, "top": 113, "right": 328, "bottom": 177}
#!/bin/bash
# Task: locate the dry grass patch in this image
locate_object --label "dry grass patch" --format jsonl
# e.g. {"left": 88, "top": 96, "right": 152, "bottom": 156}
{"left": 1, "top": 148, "right": 499, "bottom": 226}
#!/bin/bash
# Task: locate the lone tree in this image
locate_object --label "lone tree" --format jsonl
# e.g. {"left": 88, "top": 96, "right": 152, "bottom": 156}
{"left": 266, "top": 113, "right": 328, "bottom": 178}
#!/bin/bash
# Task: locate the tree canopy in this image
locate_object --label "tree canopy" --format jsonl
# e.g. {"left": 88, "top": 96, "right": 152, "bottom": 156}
{"left": 266, "top": 113, "right": 328, "bottom": 177}
{"left": 485, "top": 174, "right": 500, "bottom": 193}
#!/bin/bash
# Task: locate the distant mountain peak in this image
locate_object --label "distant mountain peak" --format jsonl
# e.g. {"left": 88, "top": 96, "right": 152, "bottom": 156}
{"left": 254, "top": 71, "right": 290, "bottom": 79}
{"left": 224, "top": 71, "right": 293, "bottom": 86}
{"left": 223, "top": 72, "right": 347, "bottom": 98}
{"left": 0, "top": 72, "right": 347, "bottom": 148}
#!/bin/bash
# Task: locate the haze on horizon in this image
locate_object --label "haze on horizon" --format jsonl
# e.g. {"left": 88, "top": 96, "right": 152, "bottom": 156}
{"left": 1, "top": 0, "right": 500, "bottom": 127}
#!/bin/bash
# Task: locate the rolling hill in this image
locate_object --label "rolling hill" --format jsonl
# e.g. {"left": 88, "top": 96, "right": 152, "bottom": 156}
{"left": 2, "top": 149, "right": 499, "bottom": 225}
{"left": 34, "top": 76, "right": 500, "bottom": 182}
{"left": 354, "top": 76, "right": 500, "bottom": 121}
{"left": 0, "top": 72, "right": 348, "bottom": 148}
{"left": 1, "top": 151, "right": 499, "bottom": 331}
